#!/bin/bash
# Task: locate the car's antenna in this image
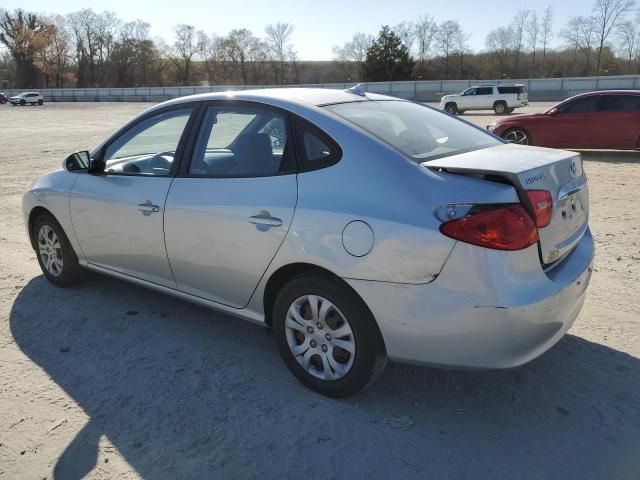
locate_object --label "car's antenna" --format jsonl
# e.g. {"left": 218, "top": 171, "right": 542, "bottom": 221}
{"left": 344, "top": 83, "right": 367, "bottom": 97}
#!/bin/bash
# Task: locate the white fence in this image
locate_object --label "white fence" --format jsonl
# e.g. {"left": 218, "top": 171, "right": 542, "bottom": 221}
{"left": 5, "top": 75, "right": 640, "bottom": 103}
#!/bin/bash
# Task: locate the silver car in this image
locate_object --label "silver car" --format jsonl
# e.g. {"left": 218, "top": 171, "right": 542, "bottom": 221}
{"left": 22, "top": 87, "right": 594, "bottom": 397}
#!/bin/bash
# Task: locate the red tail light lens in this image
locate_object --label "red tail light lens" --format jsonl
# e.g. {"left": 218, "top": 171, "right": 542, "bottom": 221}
{"left": 526, "top": 190, "right": 553, "bottom": 227}
{"left": 440, "top": 205, "right": 538, "bottom": 251}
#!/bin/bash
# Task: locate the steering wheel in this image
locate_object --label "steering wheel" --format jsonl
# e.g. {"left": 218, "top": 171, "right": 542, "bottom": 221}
{"left": 147, "top": 151, "right": 174, "bottom": 172}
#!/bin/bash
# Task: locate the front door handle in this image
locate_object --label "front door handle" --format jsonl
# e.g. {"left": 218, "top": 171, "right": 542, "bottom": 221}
{"left": 138, "top": 200, "right": 160, "bottom": 213}
{"left": 249, "top": 212, "right": 282, "bottom": 227}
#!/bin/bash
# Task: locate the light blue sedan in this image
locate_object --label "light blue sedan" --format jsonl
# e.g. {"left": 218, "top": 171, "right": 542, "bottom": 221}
{"left": 23, "top": 87, "right": 594, "bottom": 397}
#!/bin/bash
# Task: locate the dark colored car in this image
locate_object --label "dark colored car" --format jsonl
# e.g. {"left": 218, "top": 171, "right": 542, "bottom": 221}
{"left": 489, "top": 90, "right": 640, "bottom": 150}
{"left": 0, "top": 93, "right": 8, "bottom": 104}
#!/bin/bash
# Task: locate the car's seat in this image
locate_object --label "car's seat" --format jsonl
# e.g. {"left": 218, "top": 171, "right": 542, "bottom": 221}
{"left": 230, "top": 133, "right": 275, "bottom": 176}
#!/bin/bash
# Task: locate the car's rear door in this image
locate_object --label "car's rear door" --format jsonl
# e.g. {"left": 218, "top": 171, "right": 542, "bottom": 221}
{"left": 163, "top": 101, "right": 298, "bottom": 308}
{"left": 595, "top": 94, "right": 640, "bottom": 149}
{"left": 475, "top": 86, "right": 494, "bottom": 109}
{"left": 70, "top": 105, "right": 196, "bottom": 287}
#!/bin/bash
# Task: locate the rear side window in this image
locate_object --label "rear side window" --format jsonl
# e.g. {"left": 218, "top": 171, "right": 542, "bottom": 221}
{"left": 189, "top": 105, "right": 295, "bottom": 177}
{"left": 476, "top": 87, "right": 493, "bottom": 95}
{"left": 295, "top": 118, "right": 341, "bottom": 172}
{"left": 559, "top": 96, "right": 600, "bottom": 114}
{"left": 497, "top": 86, "right": 526, "bottom": 94}
{"left": 600, "top": 95, "right": 640, "bottom": 112}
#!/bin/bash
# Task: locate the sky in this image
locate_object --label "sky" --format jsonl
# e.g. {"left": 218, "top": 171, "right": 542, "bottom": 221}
{"left": 0, "top": 0, "right": 625, "bottom": 60}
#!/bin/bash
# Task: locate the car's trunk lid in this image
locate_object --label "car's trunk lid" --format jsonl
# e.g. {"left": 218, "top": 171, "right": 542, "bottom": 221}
{"left": 425, "top": 144, "right": 589, "bottom": 266}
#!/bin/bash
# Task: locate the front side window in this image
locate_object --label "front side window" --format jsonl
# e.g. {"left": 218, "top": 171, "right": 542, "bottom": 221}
{"left": 189, "top": 105, "right": 294, "bottom": 177}
{"left": 462, "top": 88, "right": 476, "bottom": 96}
{"left": 558, "top": 96, "right": 600, "bottom": 114}
{"left": 103, "top": 107, "right": 193, "bottom": 176}
{"left": 324, "top": 101, "right": 501, "bottom": 163}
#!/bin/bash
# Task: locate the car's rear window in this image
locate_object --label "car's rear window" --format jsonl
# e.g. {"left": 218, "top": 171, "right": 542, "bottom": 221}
{"left": 497, "top": 86, "right": 526, "bottom": 94}
{"left": 324, "top": 100, "right": 501, "bottom": 163}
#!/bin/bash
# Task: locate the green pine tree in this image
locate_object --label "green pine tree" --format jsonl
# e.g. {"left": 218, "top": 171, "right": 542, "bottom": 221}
{"left": 364, "top": 26, "right": 415, "bottom": 81}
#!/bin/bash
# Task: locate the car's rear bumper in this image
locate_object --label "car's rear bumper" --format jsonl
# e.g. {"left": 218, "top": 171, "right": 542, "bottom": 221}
{"left": 346, "top": 228, "right": 594, "bottom": 369}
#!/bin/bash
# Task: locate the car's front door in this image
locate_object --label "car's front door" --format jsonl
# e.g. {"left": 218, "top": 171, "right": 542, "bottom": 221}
{"left": 459, "top": 88, "right": 478, "bottom": 110}
{"left": 70, "top": 106, "right": 195, "bottom": 287}
{"left": 164, "top": 102, "right": 298, "bottom": 308}
{"left": 543, "top": 95, "right": 602, "bottom": 148}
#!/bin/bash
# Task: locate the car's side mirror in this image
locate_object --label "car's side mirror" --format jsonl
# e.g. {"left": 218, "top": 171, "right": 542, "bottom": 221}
{"left": 63, "top": 151, "right": 91, "bottom": 172}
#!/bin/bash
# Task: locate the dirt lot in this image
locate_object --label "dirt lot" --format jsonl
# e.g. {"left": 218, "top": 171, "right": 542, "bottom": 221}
{"left": 0, "top": 102, "right": 639, "bottom": 480}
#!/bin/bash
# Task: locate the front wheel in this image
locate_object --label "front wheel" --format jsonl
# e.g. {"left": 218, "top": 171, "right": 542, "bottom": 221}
{"left": 34, "top": 213, "right": 85, "bottom": 286}
{"left": 273, "top": 273, "right": 387, "bottom": 398}
{"left": 502, "top": 128, "right": 530, "bottom": 145}
{"left": 494, "top": 102, "right": 507, "bottom": 114}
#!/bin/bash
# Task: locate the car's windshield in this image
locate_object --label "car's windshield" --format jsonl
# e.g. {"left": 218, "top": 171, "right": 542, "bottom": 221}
{"left": 324, "top": 100, "right": 501, "bottom": 163}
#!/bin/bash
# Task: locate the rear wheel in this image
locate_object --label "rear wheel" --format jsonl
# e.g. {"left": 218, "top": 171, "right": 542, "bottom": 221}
{"left": 34, "top": 213, "right": 85, "bottom": 287}
{"left": 444, "top": 102, "right": 458, "bottom": 115}
{"left": 503, "top": 127, "right": 530, "bottom": 145}
{"left": 273, "top": 272, "right": 387, "bottom": 398}
{"left": 494, "top": 101, "right": 507, "bottom": 114}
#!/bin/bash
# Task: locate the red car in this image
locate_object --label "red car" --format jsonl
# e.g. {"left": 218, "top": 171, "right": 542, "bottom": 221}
{"left": 489, "top": 90, "right": 640, "bottom": 150}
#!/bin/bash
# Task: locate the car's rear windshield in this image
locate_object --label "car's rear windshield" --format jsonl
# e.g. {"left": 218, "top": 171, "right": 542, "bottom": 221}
{"left": 497, "top": 86, "right": 527, "bottom": 94}
{"left": 324, "top": 100, "right": 501, "bottom": 163}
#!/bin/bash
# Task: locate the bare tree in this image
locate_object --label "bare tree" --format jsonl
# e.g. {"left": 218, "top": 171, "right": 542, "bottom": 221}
{"left": 332, "top": 32, "right": 373, "bottom": 81}
{"left": 454, "top": 27, "right": 471, "bottom": 78}
{"left": 414, "top": 15, "right": 438, "bottom": 74}
{"left": 540, "top": 5, "right": 554, "bottom": 76}
{"left": 265, "top": 22, "right": 293, "bottom": 84}
{"left": 169, "top": 24, "right": 200, "bottom": 84}
{"left": 592, "top": 0, "right": 635, "bottom": 74}
{"left": 394, "top": 21, "right": 416, "bottom": 53}
{"left": 435, "top": 20, "right": 462, "bottom": 79}
{"left": 486, "top": 26, "right": 514, "bottom": 77}
{"left": 526, "top": 10, "right": 540, "bottom": 76}
{"left": 511, "top": 9, "right": 530, "bottom": 75}
{"left": 561, "top": 17, "right": 584, "bottom": 75}
{"left": 617, "top": 20, "right": 639, "bottom": 72}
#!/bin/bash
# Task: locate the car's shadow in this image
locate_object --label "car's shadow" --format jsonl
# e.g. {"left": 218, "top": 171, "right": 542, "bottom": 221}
{"left": 578, "top": 150, "right": 640, "bottom": 163}
{"left": 10, "top": 274, "right": 640, "bottom": 479}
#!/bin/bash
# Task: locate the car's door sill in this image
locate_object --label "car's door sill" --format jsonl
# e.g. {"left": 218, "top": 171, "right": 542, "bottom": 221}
{"left": 82, "top": 261, "right": 265, "bottom": 326}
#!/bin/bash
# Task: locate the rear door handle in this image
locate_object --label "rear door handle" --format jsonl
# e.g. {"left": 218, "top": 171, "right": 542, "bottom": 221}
{"left": 249, "top": 213, "right": 282, "bottom": 227}
{"left": 138, "top": 200, "right": 160, "bottom": 213}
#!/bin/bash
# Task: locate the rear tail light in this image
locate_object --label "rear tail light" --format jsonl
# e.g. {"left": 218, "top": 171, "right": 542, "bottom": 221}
{"left": 440, "top": 205, "right": 538, "bottom": 251}
{"left": 526, "top": 190, "right": 553, "bottom": 227}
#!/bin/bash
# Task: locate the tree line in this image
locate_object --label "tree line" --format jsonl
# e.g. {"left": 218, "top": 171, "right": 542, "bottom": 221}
{"left": 0, "top": 0, "right": 638, "bottom": 89}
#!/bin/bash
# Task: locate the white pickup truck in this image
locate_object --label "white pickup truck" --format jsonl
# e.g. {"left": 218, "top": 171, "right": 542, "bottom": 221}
{"left": 439, "top": 85, "right": 528, "bottom": 115}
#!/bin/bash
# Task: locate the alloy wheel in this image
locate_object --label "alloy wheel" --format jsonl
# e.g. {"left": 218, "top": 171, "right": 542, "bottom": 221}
{"left": 38, "top": 224, "right": 64, "bottom": 277}
{"left": 504, "top": 129, "right": 529, "bottom": 145}
{"left": 285, "top": 295, "right": 356, "bottom": 381}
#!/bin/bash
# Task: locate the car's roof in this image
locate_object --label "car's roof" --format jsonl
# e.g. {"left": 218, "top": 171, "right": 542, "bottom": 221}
{"left": 158, "top": 87, "right": 399, "bottom": 110}
{"left": 572, "top": 89, "right": 640, "bottom": 98}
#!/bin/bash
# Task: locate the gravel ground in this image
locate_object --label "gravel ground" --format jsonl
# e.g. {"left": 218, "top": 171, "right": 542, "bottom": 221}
{"left": 0, "top": 101, "right": 639, "bottom": 480}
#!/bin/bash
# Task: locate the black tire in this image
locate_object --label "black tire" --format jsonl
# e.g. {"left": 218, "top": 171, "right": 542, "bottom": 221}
{"left": 19, "top": 99, "right": 25, "bottom": 106}
{"left": 33, "top": 212, "right": 85, "bottom": 287}
{"left": 502, "top": 127, "right": 531, "bottom": 145}
{"left": 493, "top": 101, "right": 507, "bottom": 114}
{"left": 38, "top": 99, "right": 43, "bottom": 105}
{"left": 444, "top": 102, "right": 458, "bottom": 115}
{"left": 272, "top": 272, "right": 387, "bottom": 398}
